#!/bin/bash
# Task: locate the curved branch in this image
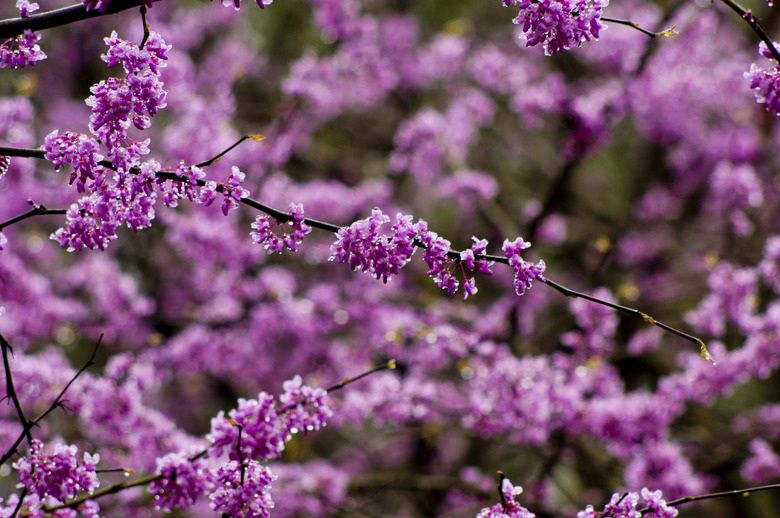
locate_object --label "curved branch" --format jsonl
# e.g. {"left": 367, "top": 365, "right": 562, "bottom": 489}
{"left": 719, "top": 0, "right": 780, "bottom": 65}
{"left": 0, "top": 143, "right": 710, "bottom": 359}
{"left": 0, "top": 0, "right": 148, "bottom": 39}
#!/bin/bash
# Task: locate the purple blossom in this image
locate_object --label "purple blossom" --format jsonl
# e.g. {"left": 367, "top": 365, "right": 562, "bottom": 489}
{"left": 0, "top": 29, "right": 47, "bottom": 69}
{"left": 13, "top": 439, "right": 100, "bottom": 504}
{"left": 502, "top": 0, "right": 609, "bottom": 56}
{"left": 43, "top": 131, "right": 106, "bottom": 193}
{"left": 0, "top": 155, "right": 9, "bottom": 178}
{"left": 278, "top": 375, "right": 333, "bottom": 434}
{"left": 220, "top": 166, "right": 250, "bottom": 215}
{"left": 476, "top": 478, "right": 535, "bottom": 518}
{"left": 209, "top": 460, "right": 275, "bottom": 518}
{"left": 85, "top": 31, "right": 169, "bottom": 168}
{"left": 149, "top": 452, "right": 214, "bottom": 512}
{"left": 640, "top": 488, "right": 678, "bottom": 518}
{"left": 329, "top": 208, "right": 419, "bottom": 283}
{"left": 221, "top": 0, "right": 274, "bottom": 9}
{"left": 251, "top": 203, "right": 312, "bottom": 254}
{"left": 0, "top": 231, "right": 7, "bottom": 251}
{"left": 577, "top": 491, "right": 640, "bottom": 518}
{"left": 208, "top": 392, "right": 288, "bottom": 461}
{"left": 502, "top": 237, "right": 546, "bottom": 295}
{"left": 51, "top": 189, "right": 123, "bottom": 252}
{"left": 16, "top": 0, "right": 40, "bottom": 17}
{"left": 745, "top": 42, "right": 780, "bottom": 116}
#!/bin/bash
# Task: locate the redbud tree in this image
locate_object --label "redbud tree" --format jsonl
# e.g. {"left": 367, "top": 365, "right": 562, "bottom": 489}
{"left": 1, "top": 0, "right": 780, "bottom": 517}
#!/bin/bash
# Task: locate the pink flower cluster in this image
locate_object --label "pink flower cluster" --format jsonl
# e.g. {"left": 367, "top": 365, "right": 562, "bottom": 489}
{"left": 13, "top": 439, "right": 100, "bottom": 506}
{"left": 251, "top": 203, "right": 312, "bottom": 254}
{"left": 501, "top": 0, "right": 609, "bottom": 56}
{"left": 577, "top": 488, "right": 678, "bottom": 518}
{"left": 0, "top": 29, "right": 46, "bottom": 69}
{"left": 502, "top": 237, "right": 546, "bottom": 295}
{"left": 476, "top": 478, "right": 535, "bottom": 518}
{"left": 142, "top": 377, "right": 331, "bottom": 515}
{"left": 87, "top": 30, "right": 170, "bottom": 169}
{"left": 208, "top": 378, "right": 333, "bottom": 462}
{"left": 745, "top": 42, "right": 780, "bottom": 116}
{"left": 329, "top": 208, "right": 537, "bottom": 299}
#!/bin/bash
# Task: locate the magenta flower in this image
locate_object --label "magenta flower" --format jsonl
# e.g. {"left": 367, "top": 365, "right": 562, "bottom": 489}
{"left": 13, "top": 439, "right": 100, "bottom": 504}
{"left": 502, "top": 237, "right": 545, "bottom": 295}
{"left": 745, "top": 42, "right": 780, "bottom": 116}
{"left": 0, "top": 29, "right": 47, "bottom": 69}
{"left": 476, "top": 478, "right": 535, "bottom": 518}
{"left": 149, "top": 452, "right": 214, "bottom": 512}
{"left": 501, "top": 0, "right": 608, "bottom": 56}
{"left": 278, "top": 375, "right": 333, "bottom": 434}
{"left": 251, "top": 203, "right": 312, "bottom": 254}
{"left": 209, "top": 460, "right": 275, "bottom": 518}
{"left": 208, "top": 392, "right": 288, "bottom": 461}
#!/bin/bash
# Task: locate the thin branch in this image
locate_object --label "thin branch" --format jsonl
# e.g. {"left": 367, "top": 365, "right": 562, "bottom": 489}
{"left": 0, "top": 0, "right": 148, "bottom": 39}
{"left": 43, "top": 472, "right": 163, "bottom": 512}
{"left": 324, "top": 360, "right": 397, "bottom": 393}
{"left": 601, "top": 17, "right": 676, "bottom": 38}
{"left": 719, "top": 0, "right": 780, "bottom": 65}
{"left": 543, "top": 278, "right": 715, "bottom": 363}
{"left": 34, "top": 335, "right": 101, "bottom": 423}
{"left": 0, "top": 333, "right": 33, "bottom": 447}
{"left": 0, "top": 336, "right": 102, "bottom": 467}
{"left": 0, "top": 205, "right": 68, "bottom": 231}
{"left": 640, "top": 482, "right": 780, "bottom": 513}
{"left": 1, "top": 140, "right": 711, "bottom": 359}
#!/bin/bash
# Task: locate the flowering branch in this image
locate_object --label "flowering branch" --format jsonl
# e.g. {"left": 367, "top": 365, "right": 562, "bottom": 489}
{"left": 0, "top": 137, "right": 713, "bottom": 360}
{"left": 0, "top": 0, "right": 149, "bottom": 39}
{"left": 658, "top": 481, "right": 780, "bottom": 510}
{"left": 720, "top": 0, "right": 780, "bottom": 65}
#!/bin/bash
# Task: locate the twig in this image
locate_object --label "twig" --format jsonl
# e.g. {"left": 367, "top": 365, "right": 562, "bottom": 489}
{"left": 44, "top": 472, "right": 164, "bottom": 512}
{"left": 324, "top": 360, "right": 397, "bottom": 393}
{"left": 0, "top": 336, "right": 102, "bottom": 466}
{"left": 0, "top": 0, "right": 149, "bottom": 39}
{"left": 719, "top": 0, "right": 780, "bottom": 65}
{"left": 601, "top": 17, "right": 676, "bottom": 38}
{"left": 1, "top": 140, "right": 711, "bottom": 359}
{"left": 639, "top": 482, "right": 780, "bottom": 513}
{"left": 0, "top": 205, "right": 67, "bottom": 231}
{"left": 0, "top": 333, "right": 33, "bottom": 447}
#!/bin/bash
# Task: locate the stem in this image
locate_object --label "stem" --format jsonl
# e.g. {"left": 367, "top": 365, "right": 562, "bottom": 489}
{"left": 639, "top": 482, "right": 780, "bottom": 513}
{"left": 0, "top": 0, "right": 149, "bottom": 39}
{"left": 0, "top": 206, "right": 68, "bottom": 231}
{"left": 719, "top": 0, "right": 780, "bottom": 65}
{"left": 324, "top": 360, "right": 397, "bottom": 393}
{"left": 43, "top": 472, "right": 164, "bottom": 512}
{"left": 0, "top": 333, "right": 33, "bottom": 447}
{"left": 1, "top": 140, "right": 710, "bottom": 359}
{"left": 0, "top": 337, "right": 101, "bottom": 466}
{"left": 601, "top": 17, "right": 660, "bottom": 38}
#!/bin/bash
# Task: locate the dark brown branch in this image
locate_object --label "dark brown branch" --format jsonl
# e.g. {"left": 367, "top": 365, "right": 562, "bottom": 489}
{"left": 720, "top": 0, "right": 780, "bottom": 65}
{"left": 0, "top": 0, "right": 148, "bottom": 39}
{"left": 1, "top": 142, "right": 710, "bottom": 359}
{"left": 0, "top": 205, "right": 68, "bottom": 230}
{"left": 0, "top": 333, "right": 33, "bottom": 447}
{"left": 0, "top": 336, "right": 101, "bottom": 467}
{"left": 640, "top": 482, "right": 780, "bottom": 513}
